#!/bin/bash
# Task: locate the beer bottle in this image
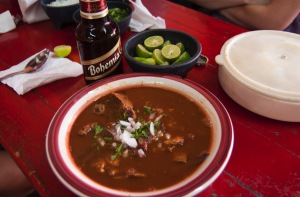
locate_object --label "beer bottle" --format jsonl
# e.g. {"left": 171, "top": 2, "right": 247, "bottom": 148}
{"left": 75, "top": 0, "right": 123, "bottom": 84}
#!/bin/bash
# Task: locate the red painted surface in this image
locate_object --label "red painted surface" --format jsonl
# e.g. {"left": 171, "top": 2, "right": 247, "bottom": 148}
{"left": 0, "top": 1, "right": 299, "bottom": 196}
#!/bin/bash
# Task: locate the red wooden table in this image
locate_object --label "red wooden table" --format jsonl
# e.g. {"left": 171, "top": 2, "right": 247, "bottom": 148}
{"left": 1, "top": 0, "right": 300, "bottom": 196}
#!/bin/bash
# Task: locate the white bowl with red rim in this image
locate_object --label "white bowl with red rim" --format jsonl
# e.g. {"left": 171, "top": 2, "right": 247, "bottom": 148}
{"left": 46, "top": 73, "right": 234, "bottom": 196}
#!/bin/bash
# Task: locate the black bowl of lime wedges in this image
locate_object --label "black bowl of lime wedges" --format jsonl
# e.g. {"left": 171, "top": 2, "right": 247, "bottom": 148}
{"left": 123, "top": 29, "right": 202, "bottom": 78}
{"left": 73, "top": 1, "right": 132, "bottom": 35}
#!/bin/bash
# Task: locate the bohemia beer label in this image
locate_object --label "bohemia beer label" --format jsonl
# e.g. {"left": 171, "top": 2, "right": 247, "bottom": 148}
{"left": 81, "top": 38, "right": 122, "bottom": 81}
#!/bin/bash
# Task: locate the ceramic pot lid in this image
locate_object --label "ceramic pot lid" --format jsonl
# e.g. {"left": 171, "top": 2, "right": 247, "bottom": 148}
{"left": 217, "top": 30, "right": 300, "bottom": 102}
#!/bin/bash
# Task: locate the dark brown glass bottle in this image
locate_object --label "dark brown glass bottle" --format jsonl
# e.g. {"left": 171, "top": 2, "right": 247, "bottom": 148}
{"left": 75, "top": 0, "right": 123, "bottom": 85}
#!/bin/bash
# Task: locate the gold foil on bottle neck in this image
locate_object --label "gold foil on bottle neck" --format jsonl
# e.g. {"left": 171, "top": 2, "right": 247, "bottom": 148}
{"left": 80, "top": 8, "right": 108, "bottom": 19}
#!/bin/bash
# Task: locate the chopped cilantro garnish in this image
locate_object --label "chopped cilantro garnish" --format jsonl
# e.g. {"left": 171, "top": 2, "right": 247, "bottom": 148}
{"left": 111, "top": 143, "right": 123, "bottom": 160}
{"left": 141, "top": 130, "right": 148, "bottom": 137}
{"left": 96, "top": 145, "right": 100, "bottom": 151}
{"left": 143, "top": 106, "right": 153, "bottom": 114}
{"left": 137, "top": 117, "right": 144, "bottom": 122}
{"left": 104, "top": 137, "right": 113, "bottom": 142}
{"left": 154, "top": 121, "right": 161, "bottom": 127}
{"left": 131, "top": 122, "right": 151, "bottom": 139}
{"left": 93, "top": 142, "right": 101, "bottom": 151}
{"left": 111, "top": 153, "right": 118, "bottom": 161}
{"left": 94, "top": 125, "right": 103, "bottom": 138}
{"left": 123, "top": 112, "right": 129, "bottom": 120}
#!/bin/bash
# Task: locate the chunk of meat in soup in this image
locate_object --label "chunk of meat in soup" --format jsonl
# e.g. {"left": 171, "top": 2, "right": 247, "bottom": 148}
{"left": 112, "top": 92, "right": 137, "bottom": 119}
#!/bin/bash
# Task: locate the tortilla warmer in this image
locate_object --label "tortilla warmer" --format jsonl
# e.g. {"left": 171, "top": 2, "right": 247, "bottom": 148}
{"left": 216, "top": 30, "right": 300, "bottom": 122}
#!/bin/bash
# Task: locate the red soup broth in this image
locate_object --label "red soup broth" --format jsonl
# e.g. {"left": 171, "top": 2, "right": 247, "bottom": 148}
{"left": 69, "top": 86, "right": 212, "bottom": 192}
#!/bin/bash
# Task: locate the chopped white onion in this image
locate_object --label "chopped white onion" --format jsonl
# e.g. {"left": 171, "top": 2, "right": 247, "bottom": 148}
{"left": 138, "top": 149, "right": 146, "bottom": 158}
{"left": 120, "top": 130, "right": 131, "bottom": 139}
{"left": 149, "top": 113, "right": 156, "bottom": 120}
{"left": 122, "top": 149, "right": 129, "bottom": 158}
{"left": 119, "top": 120, "right": 131, "bottom": 127}
{"left": 155, "top": 114, "right": 163, "bottom": 122}
{"left": 157, "top": 142, "right": 162, "bottom": 149}
{"left": 149, "top": 122, "right": 155, "bottom": 136}
{"left": 126, "top": 127, "right": 135, "bottom": 133}
{"left": 165, "top": 133, "right": 171, "bottom": 139}
{"left": 120, "top": 130, "right": 137, "bottom": 148}
{"left": 128, "top": 117, "right": 135, "bottom": 125}
{"left": 157, "top": 130, "right": 163, "bottom": 137}
{"left": 114, "top": 124, "right": 122, "bottom": 141}
{"left": 115, "top": 124, "right": 121, "bottom": 134}
{"left": 134, "top": 122, "right": 142, "bottom": 129}
{"left": 125, "top": 138, "right": 138, "bottom": 148}
{"left": 99, "top": 138, "right": 105, "bottom": 147}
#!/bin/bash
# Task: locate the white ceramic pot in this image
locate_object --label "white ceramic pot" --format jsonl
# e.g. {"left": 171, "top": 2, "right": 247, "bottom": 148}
{"left": 216, "top": 30, "right": 300, "bottom": 122}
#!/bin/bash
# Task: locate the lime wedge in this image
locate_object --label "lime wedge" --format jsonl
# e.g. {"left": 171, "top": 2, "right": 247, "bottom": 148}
{"left": 176, "top": 42, "right": 185, "bottom": 54}
{"left": 152, "top": 49, "right": 167, "bottom": 65}
{"left": 54, "top": 45, "right": 72, "bottom": 57}
{"left": 172, "top": 51, "right": 191, "bottom": 64}
{"left": 134, "top": 57, "right": 156, "bottom": 65}
{"left": 143, "top": 58, "right": 156, "bottom": 65}
{"left": 163, "top": 40, "right": 172, "bottom": 47}
{"left": 161, "top": 44, "right": 181, "bottom": 62}
{"left": 160, "top": 61, "right": 170, "bottom": 66}
{"left": 144, "top": 35, "right": 164, "bottom": 52}
{"left": 136, "top": 44, "right": 152, "bottom": 58}
{"left": 134, "top": 57, "right": 147, "bottom": 63}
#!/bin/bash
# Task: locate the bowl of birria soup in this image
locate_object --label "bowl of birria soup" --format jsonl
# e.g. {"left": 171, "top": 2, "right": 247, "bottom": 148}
{"left": 46, "top": 73, "right": 234, "bottom": 197}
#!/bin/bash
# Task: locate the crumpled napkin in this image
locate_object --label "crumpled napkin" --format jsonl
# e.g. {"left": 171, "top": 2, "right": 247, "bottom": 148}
{"left": 129, "top": 0, "right": 166, "bottom": 32}
{"left": 18, "top": 0, "right": 49, "bottom": 24}
{"left": 0, "top": 49, "right": 83, "bottom": 95}
{"left": 0, "top": 11, "right": 16, "bottom": 33}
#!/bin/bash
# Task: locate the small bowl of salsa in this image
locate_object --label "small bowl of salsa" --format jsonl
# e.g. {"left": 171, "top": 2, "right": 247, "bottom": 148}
{"left": 46, "top": 73, "right": 234, "bottom": 196}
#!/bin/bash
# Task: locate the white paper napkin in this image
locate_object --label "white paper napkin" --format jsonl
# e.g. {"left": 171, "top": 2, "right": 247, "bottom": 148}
{"left": 18, "top": 0, "right": 49, "bottom": 24}
{"left": 0, "top": 11, "right": 16, "bottom": 33}
{"left": 129, "top": 0, "right": 166, "bottom": 32}
{"left": 0, "top": 49, "right": 83, "bottom": 95}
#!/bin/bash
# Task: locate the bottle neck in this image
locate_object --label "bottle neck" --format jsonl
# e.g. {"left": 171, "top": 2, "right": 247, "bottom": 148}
{"left": 79, "top": 0, "right": 108, "bottom": 20}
